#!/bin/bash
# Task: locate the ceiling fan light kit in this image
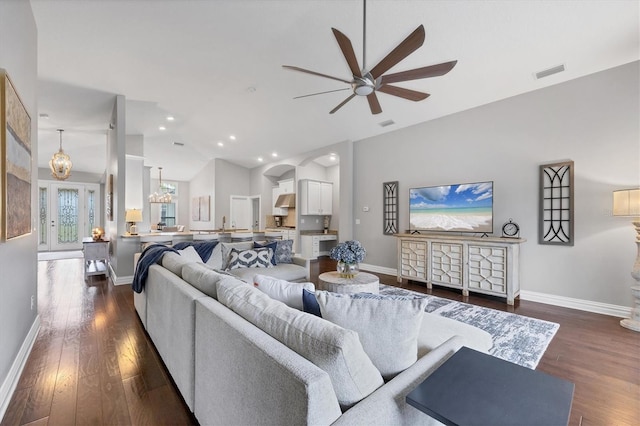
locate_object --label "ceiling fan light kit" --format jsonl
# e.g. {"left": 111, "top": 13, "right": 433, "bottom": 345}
{"left": 283, "top": 0, "right": 457, "bottom": 115}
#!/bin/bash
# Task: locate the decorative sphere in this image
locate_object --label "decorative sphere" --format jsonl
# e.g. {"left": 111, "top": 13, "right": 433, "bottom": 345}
{"left": 92, "top": 227, "right": 104, "bottom": 241}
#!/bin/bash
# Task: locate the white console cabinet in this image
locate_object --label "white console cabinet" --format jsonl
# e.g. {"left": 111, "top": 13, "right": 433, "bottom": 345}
{"left": 396, "top": 233, "right": 525, "bottom": 305}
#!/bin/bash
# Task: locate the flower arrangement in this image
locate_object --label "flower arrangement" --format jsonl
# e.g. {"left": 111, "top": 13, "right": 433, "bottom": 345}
{"left": 330, "top": 240, "right": 366, "bottom": 264}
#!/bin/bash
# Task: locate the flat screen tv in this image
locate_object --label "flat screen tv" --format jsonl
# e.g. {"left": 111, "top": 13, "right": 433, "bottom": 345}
{"left": 409, "top": 181, "right": 493, "bottom": 233}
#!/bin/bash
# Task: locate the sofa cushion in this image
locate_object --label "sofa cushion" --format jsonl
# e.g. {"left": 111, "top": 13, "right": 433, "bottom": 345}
{"left": 418, "top": 312, "right": 493, "bottom": 357}
{"left": 205, "top": 242, "right": 223, "bottom": 269}
{"left": 227, "top": 248, "right": 273, "bottom": 270}
{"left": 229, "top": 262, "right": 307, "bottom": 283}
{"left": 162, "top": 248, "right": 200, "bottom": 277}
{"left": 275, "top": 239, "right": 294, "bottom": 264}
{"left": 254, "top": 241, "right": 278, "bottom": 265}
{"left": 182, "top": 262, "right": 229, "bottom": 299}
{"left": 220, "top": 241, "right": 254, "bottom": 270}
{"left": 217, "top": 278, "right": 384, "bottom": 409}
{"left": 253, "top": 274, "right": 315, "bottom": 310}
{"left": 315, "top": 291, "right": 428, "bottom": 380}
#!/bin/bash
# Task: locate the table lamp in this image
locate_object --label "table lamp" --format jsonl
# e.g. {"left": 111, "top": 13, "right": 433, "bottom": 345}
{"left": 125, "top": 208, "right": 143, "bottom": 235}
{"left": 613, "top": 188, "right": 640, "bottom": 331}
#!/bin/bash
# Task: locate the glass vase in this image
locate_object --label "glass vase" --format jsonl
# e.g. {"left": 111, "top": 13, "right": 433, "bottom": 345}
{"left": 337, "top": 261, "right": 359, "bottom": 279}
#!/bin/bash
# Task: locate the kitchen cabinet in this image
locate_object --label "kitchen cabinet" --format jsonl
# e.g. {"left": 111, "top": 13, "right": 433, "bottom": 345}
{"left": 272, "top": 179, "right": 295, "bottom": 216}
{"left": 300, "top": 179, "right": 333, "bottom": 215}
{"left": 300, "top": 234, "right": 337, "bottom": 259}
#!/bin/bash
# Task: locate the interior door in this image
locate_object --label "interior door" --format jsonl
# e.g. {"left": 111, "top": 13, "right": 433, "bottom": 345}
{"left": 229, "top": 196, "right": 251, "bottom": 229}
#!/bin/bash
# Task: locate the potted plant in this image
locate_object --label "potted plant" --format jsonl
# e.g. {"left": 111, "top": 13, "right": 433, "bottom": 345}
{"left": 330, "top": 240, "right": 366, "bottom": 278}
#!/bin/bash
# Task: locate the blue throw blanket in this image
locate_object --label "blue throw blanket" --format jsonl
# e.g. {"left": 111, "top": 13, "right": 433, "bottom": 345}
{"left": 132, "top": 244, "right": 178, "bottom": 293}
{"left": 131, "top": 240, "right": 219, "bottom": 293}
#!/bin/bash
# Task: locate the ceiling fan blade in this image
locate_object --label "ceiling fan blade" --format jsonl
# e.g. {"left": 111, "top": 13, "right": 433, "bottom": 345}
{"left": 330, "top": 94, "right": 356, "bottom": 114}
{"left": 380, "top": 60, "right": 458, "bottom": 85}
{"left": 367, "top": 92, "right": 382, "bottom": 114}
{"left": 378, "top": 85, "right": 430, "bottom": 101}
{"left": 293, "top": 88, "right": 351, "bottom": 100}
{"left": 282, "top": 65, "right": 352, "bottom": 84}
{"left": 370, "top": 25, "right": 425, "bottom": 79}
{"left": 332, "top": 28, "right": 362, "bottom": 78}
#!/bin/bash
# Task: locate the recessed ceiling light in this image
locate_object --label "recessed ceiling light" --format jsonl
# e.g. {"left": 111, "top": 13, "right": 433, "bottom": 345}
{"left": 166, "top": 116, "right": 175, "bottom": 121}
{"left": 217, "top": 142, "right": 224, "bottom": 147}
{"left": 229, "top": 135, "right": 236, "bottom": 141}
{"left": 159, "top": 126, "right": 166, "bottom": 131}
{"left": 271, "top": 152, "right": 278, "bottom": 158}
{"left": 329, "top": 155, "right": 337, "bottom": 161}
{"left": 257, "top": 157, "right": 264, "bottom": 162}
{"left": 247, "top": 86, "right": 256, "bottom": 93}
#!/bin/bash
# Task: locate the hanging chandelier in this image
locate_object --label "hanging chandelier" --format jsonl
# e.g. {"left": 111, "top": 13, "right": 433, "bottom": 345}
{"left": 49, "top": 129, "right": 72, "bottom": 180}
{"left": 149, "top": 166, "right": 172, "bottom": 203}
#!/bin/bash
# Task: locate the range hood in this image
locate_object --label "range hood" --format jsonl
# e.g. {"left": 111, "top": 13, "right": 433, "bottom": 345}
{"left": 275, "top": 193, "right": 296, "bottom": 208}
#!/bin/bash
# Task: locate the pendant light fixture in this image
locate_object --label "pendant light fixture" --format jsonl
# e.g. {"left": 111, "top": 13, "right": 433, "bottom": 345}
{"left": 149, "top": 167, "right": 172, "bottom": 203}
{"left": 49, "top": 129, "right": 72, "bottom": 180}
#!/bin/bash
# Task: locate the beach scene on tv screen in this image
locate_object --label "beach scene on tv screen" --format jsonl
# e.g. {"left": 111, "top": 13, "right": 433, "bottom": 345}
{"left": 410, "top": 182, "right": 493, "bottom": 232}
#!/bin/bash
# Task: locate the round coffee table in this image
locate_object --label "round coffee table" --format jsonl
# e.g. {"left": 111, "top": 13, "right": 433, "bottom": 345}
{"left": 317, "top": 271, "right": 380, "bottom": 294}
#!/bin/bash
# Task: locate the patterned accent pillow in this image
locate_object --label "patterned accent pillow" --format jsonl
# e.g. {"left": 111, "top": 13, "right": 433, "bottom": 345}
{"left": 254, "top": 241, "right": 278, "bottom": 265}
{"left": 274, "top": 239, "right": 294, "bottom": 264}
{"left": 227, "top": 248, "right": 273, "bottom": 270}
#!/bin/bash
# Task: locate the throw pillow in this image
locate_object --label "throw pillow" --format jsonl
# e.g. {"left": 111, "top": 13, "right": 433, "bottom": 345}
{"left": 178, "top": 245, "right": 203, "bottom": 263}
{"left": 217, "top": 279, "right": 384, "bottom": 409}
{"left": 315, "top": 291, "right": 428, "bottom": 380}
{"left": 274, "top": 239, "right": 294, "bottom": 264}
{"left": 227, "top": 248, "right": 273, "bottom": 270}
{"left": 254, "top": 241, "right": 278, "bottom": 265}
{"left": 302, "top": 289, "right": 322, "bottom": 317}
{"left": 220, "top": 242, "right": 254, "bottom": 270}
{"left": 253, "top": 274, "right": 315, "bottom": 310}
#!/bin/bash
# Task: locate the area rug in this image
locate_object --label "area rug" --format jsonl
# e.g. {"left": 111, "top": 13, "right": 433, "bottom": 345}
{"left": 379, "top": 284, "right": 559, "bottom": 369}
{"left": 38, "top": 250, "right": 84, "bottom": 261}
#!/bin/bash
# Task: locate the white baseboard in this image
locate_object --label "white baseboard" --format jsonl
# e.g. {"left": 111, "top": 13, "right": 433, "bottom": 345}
{"left": 520, "top": 290, "right": 631, "bottom": 318}
{"left": 359, "top": 264, "right": 631, "bottom": 318}
{"left": 359, "top": 263, "right": 397, "bottom": 277}
{"left": 108, "top": 263, "right": 133, "bottom": 286}
{"left": 0, "top": 315, "right": 40, "bottom": 420}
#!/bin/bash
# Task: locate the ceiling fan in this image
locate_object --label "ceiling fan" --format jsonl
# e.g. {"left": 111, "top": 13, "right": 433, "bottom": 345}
{"left": 283, "top": 0, "right": 457, "bottom": 115}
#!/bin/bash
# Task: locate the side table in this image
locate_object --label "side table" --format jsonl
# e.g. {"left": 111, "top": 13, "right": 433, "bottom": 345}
{"left": 406, "top": 346, "right": 574, "bottom": 426}
{"left": 82, "top": 237, "right": 110, "bottom": 279}
{"left": 318, "top": 271, "right": 379, "bottom": 294}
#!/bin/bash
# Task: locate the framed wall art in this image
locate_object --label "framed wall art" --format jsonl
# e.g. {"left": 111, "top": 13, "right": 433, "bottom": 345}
{"left": 1, "top": 69, "right": 32, "bottom": 241}
{"left": 199, "top": 195, "right": 210, "bottom": 222}
{"left": 539, "top": 160, "right": 574, "bottom": 246}
{"left": 383, "top": 181, "right": 399, "bottom": 235}
{"left": 106, "top": 174, "right": 113, "bottom": 221}
{"left": 191, "top": 197, "right": 200, "bottom": 221}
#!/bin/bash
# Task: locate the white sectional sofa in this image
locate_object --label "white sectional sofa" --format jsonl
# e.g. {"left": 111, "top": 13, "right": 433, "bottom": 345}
{"left": 134, "top": 251, "right": 493, "bottom": 425}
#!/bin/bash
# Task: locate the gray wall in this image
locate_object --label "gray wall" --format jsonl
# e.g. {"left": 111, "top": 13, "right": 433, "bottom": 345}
{"left": 214, "top": 158, "right": 251, "bottom": 227}
{"left": 353, "top": 61, "right": 639, "bottom": 307}
{"left": 0, "top": 0, "right": 38, "bottom": 409}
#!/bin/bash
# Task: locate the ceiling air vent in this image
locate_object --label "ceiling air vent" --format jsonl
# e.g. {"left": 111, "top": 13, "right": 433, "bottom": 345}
{"left": 534, "top": 64, "right": 566, "bottom": 80}
{"left": 173, "top": 141, "right": 185, "bottom": 146}
{"left": 379, "top": 119, "right": 395, "bottom": 127}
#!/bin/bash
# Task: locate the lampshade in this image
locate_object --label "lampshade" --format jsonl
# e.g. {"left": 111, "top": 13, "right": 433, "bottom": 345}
{"left": 613, "top": 188, "right": 640, "bottom": 217}
{"left": 49, "top": 129, "right": 72, "bottom": 180}
{"left": 125, "top": 209, "right": 143, "bottom": 223}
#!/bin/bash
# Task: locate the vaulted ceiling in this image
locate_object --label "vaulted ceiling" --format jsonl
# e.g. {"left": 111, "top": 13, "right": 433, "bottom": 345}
{"left": 31, "top": 0, "right": 639, "bottom": 181}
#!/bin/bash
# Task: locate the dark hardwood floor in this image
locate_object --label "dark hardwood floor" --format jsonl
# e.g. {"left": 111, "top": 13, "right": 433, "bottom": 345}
{"left": 2, "top": 257, "right": 638, "bottom": 425}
